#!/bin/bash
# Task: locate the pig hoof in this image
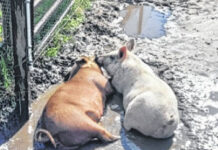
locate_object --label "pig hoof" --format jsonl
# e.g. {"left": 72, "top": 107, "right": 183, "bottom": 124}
{"left": 100, "top": 134, "right": 120, "bottom": 143}
{"left": 106, "top": 135, "right": 120, "bottom": 142}
{"left": 111, "top": 135, "right": 121, "bottom": 141}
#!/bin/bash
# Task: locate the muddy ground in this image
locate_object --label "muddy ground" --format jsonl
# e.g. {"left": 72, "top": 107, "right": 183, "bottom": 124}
{"left": 1, "top": 0, "right": 218, "bottom": 149}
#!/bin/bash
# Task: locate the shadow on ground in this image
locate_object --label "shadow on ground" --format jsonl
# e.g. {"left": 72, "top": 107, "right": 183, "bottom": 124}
{"left": 0, "top": 111, "right": 25, "bottom": 146}
{"left": 4, "top": 87, "right": 174, "bottom": 150}
{"left": 80, "top": 93, "right": 173, "bottom": 150}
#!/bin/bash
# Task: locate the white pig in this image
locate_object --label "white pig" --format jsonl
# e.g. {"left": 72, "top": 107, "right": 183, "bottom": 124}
{"left": 96, "top": 39, "right": 179, "bottom": 138}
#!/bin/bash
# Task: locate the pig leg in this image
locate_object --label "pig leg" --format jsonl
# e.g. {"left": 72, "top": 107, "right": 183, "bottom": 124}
{"left": 89, "top": 120, "right": 120, "bottom": 142}
{"left": 123, "top": 97, "right": 148, "bottom": 132}
{"left": 96, "top": 125, "right": 120, "bottom": 142}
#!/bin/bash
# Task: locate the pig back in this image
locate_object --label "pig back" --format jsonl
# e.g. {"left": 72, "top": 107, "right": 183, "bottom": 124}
{"left": 43, "top": 68, "right": 110, "bottom": 132}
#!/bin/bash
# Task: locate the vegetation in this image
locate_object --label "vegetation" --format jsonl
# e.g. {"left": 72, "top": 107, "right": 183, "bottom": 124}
{"left": 0, "top": 8, "right": 12, "bottom": 90}
{"left": 45, "top": 0, "right": 91, "bottom": 57}
{"left": 0, "top": 0, "right": 91, "bottom": 88}
{"left": 34, "top": 0, "right": 56, "bottom": 25}
{"left": 34, "top": 0, "right": 72, "bottom": 46}
{"left": 0, "top": 48, "right": 13, "bottom": 91}
{"left": 0, "top": 10, "right": 2, "bottom": 19}
{"left": 0, "top": 9, "right": 3, "bottom": 43}
{"left": 0, "top": 56, "right": 10, "bottom": 89}
{"left": 0, "top": 25, "right": 3, "bottom": 43}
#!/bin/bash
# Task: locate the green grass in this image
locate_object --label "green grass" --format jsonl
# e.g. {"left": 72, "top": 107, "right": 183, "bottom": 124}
{"left": 0, "top": 26, "right": 2, "bottom": 35}
{"left": 34, "top": 0, "right": 72, "bottom": 46}
{"left": 0, "top": 56, "right": 11, "bottom": 89}
{"left": 34, "top": 0, "right": 56, "bottom": 25}
{"left": 0, "top": 9, "right": 10, "bottom": 89}
{"left": 0, "top": 9, "right": 3, "bottom": 43}
{"left": 45, "top": 0, "right": 91, "bottom": 57}
{"left": 0, "top": 25, "right": 3, "bottom": 43}
{"left": 0, "top": 10, "right": 2, "bottom": 19}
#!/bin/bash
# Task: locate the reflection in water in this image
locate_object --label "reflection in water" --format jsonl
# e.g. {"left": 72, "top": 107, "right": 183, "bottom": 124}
{"left": 120, "top": 5, "right": 170, "bottom": 39}
{"left": 121, "top": 127, "right": 173, "bottom": 150}
{"left": 209, "top": 91, "right": 218, "bottom": 101}
{"left": 121, "top": 128, "right": 140, "bottom": 150}
{"left": 207, "top": 106, "right": 218, "bottom": 115}
{"left": 204, "top": 91, "right": 218, "bottom": 115}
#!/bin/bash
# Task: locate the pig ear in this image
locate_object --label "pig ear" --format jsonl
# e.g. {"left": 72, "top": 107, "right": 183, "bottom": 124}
{"left": 64, "top": 63, "right": 80, "bottom": 82}
{"left": 126, "top": 39, "right": 135, "bottom": 51}
{"left": 118, "top": 46, "right": 127, "bottom": 60}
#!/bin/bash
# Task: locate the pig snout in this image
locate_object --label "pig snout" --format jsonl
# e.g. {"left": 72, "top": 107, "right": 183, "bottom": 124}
{"left": 95, "top": 56, "right": 104, "bottom": 65}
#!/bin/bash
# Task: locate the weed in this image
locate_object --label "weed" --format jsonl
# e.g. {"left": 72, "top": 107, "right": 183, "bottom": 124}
{"left": 0, "top": 56, "right": 11, "bottom": 89}
{"left": 46, "top": 47, "right": 60, "bottom": 57}
{"left": 0, "top": 9, "right": 3, "bottom": 43}
{"left": 34, "top": 0, "right": 56, "bottom": 25}
{"left": 0, "top": 26, "right": 3, "bottom": 43}
{"left": 0, "top": 10, "right": 2, "bottom": 19}
{"left": 45, "top": 33, "right": 72, "bottom": 57}
{"left": 45, "top": 0, "right": 91, "bottom": 57}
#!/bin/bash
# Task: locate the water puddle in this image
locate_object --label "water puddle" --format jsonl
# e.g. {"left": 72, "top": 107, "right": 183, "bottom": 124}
{"left": 209, "top": 91, "right": 218, "bottom": 101}
{"left": 207, "top": 106, "right": 218, "bottom": 115}
{"left": 203, "top": 91, "right": 218, "bottom": 115}
{"left": 120, "top": 5, "right": 170, "bottom": 39}
{"left": 120, "top": 127, "right": 173, "bottom": 150}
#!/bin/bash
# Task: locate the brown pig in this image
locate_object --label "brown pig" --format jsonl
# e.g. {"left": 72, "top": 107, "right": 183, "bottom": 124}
{"left": 35, "top": 57, "right": 119, "bottom": 149}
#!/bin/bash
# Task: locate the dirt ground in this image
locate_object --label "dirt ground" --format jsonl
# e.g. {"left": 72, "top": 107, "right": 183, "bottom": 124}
{"left": 1, "top": 0, "right": 218, "bottom": 149}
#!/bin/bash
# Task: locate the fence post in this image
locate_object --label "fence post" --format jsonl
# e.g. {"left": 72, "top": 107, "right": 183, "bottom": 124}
{"left": 11, "top": 0, "right": 31, "bottom": 123}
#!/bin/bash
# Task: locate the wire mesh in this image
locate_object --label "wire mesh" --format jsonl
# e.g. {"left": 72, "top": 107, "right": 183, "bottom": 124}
{"left": 0, "top": 0, "right": 12, "bottom": 47}
{"left": 33, "top": 0, "right": 72, "bottom": 52}
{"left": 0, "top": 0, "right": 77, "bottom": 129}
{"left": 0, "top": 5, "right": 3, "bottom": 45}
{"left": 0, "top": 0, "right": 16, "bottom": 134}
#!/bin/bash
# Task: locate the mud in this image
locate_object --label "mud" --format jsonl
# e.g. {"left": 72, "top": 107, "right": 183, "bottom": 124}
{"left": 120, "top": 5, "right": 170, "bottom": 39}
{"left": 5, "top": 84, "right": 61, "bottom": 150}
{"left": 1, "top": 0, "right": 218, "bottom": 149}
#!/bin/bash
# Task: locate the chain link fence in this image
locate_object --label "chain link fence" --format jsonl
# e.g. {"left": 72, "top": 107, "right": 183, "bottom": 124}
{"left": 0, "top": 0, "right": 14, "bottom": 120}
{"left": 0, "top": 0, "right": 76, "bottom": 144}
{"left": 34, "top": 0, "right": 73, "bottom": 57}
{"left": 0, "top": 0, "right": 16, "bottom": 143}
{"left": 0, "top": 0, "right": 12, "bottom": 47}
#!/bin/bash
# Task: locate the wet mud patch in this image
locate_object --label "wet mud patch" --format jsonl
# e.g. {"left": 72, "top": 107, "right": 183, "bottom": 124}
{"left": 120, "top": 5, "right": 170, "bottom": 39}
{"left": 0, "top": 114, "right": 19, "bottom": 146}
{"left": 209, "top": 91, "right": 218, "bottom": 101}
{"left": 31, "top": 91, "right": 177, "bottom": 150}
{"left": 2, "top": 0, "right": 218, "bottom": 149}
{"left": 81, "top": 94, "right": 175, "bottom": 150}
